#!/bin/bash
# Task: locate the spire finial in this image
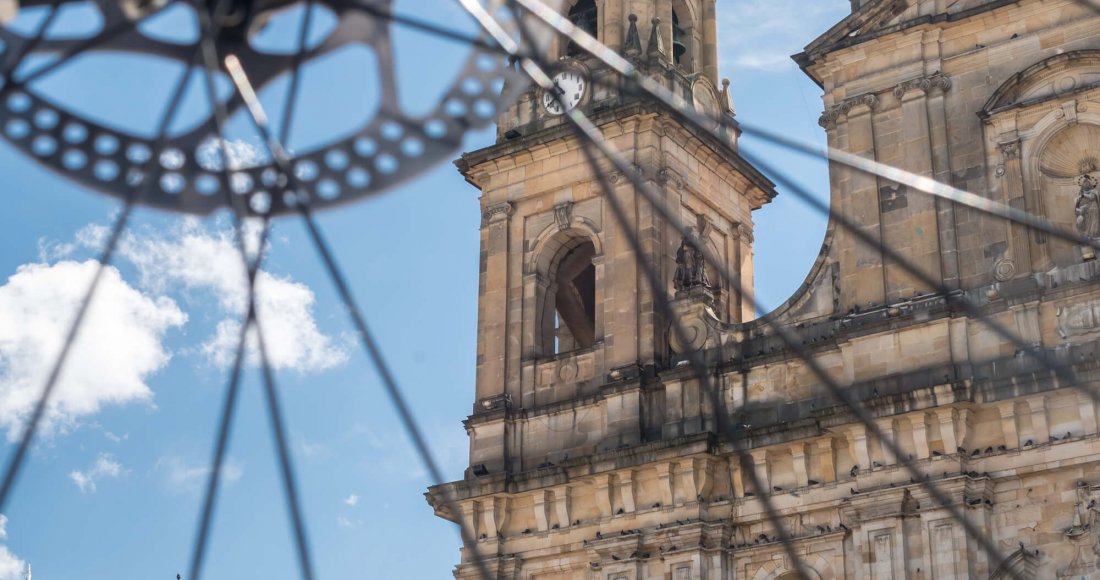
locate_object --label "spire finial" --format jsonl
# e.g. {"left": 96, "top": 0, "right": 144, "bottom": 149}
{"left": 623, "top": 14, "right": 642, "bottom": 57}
{"left": 647, "top": 17, "right": 666, "bottom": 60}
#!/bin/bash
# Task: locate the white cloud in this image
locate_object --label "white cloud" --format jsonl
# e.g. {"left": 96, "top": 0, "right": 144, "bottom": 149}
{"left": 114, "top": 219, "right": 349, "bottom": 373}
{"left": 718, "top": 0, "right": 849, "bottom": 72}
{"left": 68, "top": 452, "right": 127, "bottom": 493}
{"left": 337, "top": 514, "right": 362, "bottom": 529}
{"left": 0, "top": 516, "right": 26, "bottom": 580}
{"left": 344, "top": 494, "right": 359, "bottom": 507}
{"left": 298, "top": 438, "right": 330, "bottom": 461}
{"left": 0, "top": 260, "right": 186, "bottom": 439}
{"left": 156, "top": 456, "right": 243, "bottom": 494}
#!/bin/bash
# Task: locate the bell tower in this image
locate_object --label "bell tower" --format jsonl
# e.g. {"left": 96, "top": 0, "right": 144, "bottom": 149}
{"left": 431, "top": 1, "right": 776, "bottom": 577}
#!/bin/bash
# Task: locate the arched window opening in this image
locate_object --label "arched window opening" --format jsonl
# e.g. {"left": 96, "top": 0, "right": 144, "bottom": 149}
{"left": 671, "top": 9, "right": 687, "bottom": 66}
{"left": 551, "top": 241, "right": 596, "bottom": 354}
{"left": 566, "top": 0, "right": 597, "bottom": 57}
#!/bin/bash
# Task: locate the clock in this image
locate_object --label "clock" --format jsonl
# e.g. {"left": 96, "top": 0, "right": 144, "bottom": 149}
{"left": 542, "top": 70, "right": 587, "bottom": 116}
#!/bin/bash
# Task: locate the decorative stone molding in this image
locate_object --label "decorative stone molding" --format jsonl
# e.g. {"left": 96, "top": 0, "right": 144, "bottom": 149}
{"left": 892, "top": 73, "right": 952, "bottom": 100}
{"left": 993, "top": 258, "right": 1016, "bottom": 282}
{"left": 818, "top": 94, "right": 878, "bottom": 128}
{"left": 483, "top": 201, "right": 514, "bottom": 224}
{"left": 554, "top": 201, "right": 573, "bottom": 231}
{"left": 999, "top": 140, "right": 1020, "bottom": 160}
{"left": 1057, "top": 298, "right": 1100, "bottom": 339}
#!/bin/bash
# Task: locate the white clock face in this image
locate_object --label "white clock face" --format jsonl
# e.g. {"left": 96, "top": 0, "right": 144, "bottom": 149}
{"left": 542, "top": 70, "right": 587, "bottom": 116}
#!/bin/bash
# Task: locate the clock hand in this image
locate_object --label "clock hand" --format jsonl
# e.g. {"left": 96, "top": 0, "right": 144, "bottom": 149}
{"left": 553, "top": 83, "right": 566, "bottom": 96}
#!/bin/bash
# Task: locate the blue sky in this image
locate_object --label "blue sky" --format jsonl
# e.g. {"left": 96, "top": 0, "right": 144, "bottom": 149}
{"left": 0, "top": 1, "right": 847, "bottom": 578}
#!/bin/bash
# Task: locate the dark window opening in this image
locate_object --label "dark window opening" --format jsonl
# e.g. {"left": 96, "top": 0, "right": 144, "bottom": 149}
{"left": 567, "top": 0, "right": 597, "bottom": 57}
{"left": 552, "top": 242, "right": 596, "bottom": 354}
{"left": 672, "top": 9, "right": 687, "bottom": 65}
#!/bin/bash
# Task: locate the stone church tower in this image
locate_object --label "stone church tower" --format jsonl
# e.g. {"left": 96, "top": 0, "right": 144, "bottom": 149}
{"left": 429, "top": 0, "right": 1100, "bottom": 578}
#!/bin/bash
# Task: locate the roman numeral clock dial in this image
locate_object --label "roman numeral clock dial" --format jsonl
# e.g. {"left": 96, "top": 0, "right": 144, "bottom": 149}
{"left": 541, "top": 70, "right": 587, "bottom": 116}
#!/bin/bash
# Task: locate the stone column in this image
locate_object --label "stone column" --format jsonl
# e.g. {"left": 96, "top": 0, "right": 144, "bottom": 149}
{"left": 750, "top": 449, "right": 770, "bottom": 493}
{"left": 791, "top": 443, "right": 809, "bottom": 487}
{"left": 912, "top": 413, "right": 931, "bottom": 459}
{"left": 921, "top": 35, "right": 961, "bottom": 290}
{"left": 888, "top": 78, "right": 943, "bottom": 300}
{"left": 595, "top": 474, "right": 614, "bottom": 517}
{"left": 476, "top": 202, "right": 513, "bottom": 402}
{"left": 656, "top": 462, "right": 676, "bottom": 507}
{"left": 934, "top": 408, "right": 958, "bottom": 454}
{"left": 848, "top": 424, "right": 871, "bottom": 472}
{"left": 999, "top": 401, "right": 1020, "bottom": 449}
{"left": 997, "top": 137, "right": 1033, "bottom": 278}
{"left": 1028, "top": 397, "right": 1050, "bottom": 445}
{"left": 737, "top": 226, "right": 755, "bottom": 323}
{"left": 877, "top": 418, "right": 898, "bottom": 466}
{"left": 730, "top": 461, "right": 745, "bottom": 499}
{"left": 619, "top": 471, "right": 637, "bottom": 513}
{"left": 1080, "top": 392, "right": 1098, "bottom": 437}
{"left": 554, "top": 486, "right": 571, "bottom": 527}
{"left": 836, "top": 95, "right": 887, "bottom": 311}
{"left": 599, "top": 0, "right": 623, "bottom": 52}
{"left": 816, "top": 438, "right": 837, "bottom": 482}
{"left": 534, "top": 490, "right": 551, "bottom": 532}
{"left": 701, "top": 0, "right": 718, "bottom": 82}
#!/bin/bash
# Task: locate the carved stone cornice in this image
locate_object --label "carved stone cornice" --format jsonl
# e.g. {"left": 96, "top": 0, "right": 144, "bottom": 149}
{"left": 483, "top": 201, "right": 514, "bottom": 224}
{"left": 893, "top": 73, "right": 952, "bottom": 100}
{"left": 818, "top": 94, "right": 879, "bottom": 128}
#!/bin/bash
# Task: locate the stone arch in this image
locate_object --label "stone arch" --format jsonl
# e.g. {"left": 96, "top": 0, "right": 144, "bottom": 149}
{"left": 554, "top": 0, "right": 601, "bottom": 58}
{"left": 529, "top": 218, "right": 603, "bottom": 277}
{"left": 529, "top": 224, "right": 604, "bottom": 357}
{"left": 988, "top": 545, "right": 1039, "bottom": 579}
{"left": 669, "top": 0, "right": 698, "bottom": 71}
{"left": 750, "top": 554, "right": 832, "bottom": 580}
{"left": 982, "top": 50, "right": 1100, "bottom": 116}
{"left": 1020, "top": 116, "right": 1100, "bottom": 268}
{"left": 981, "top": 49, "right": 1100, "bottom": 273}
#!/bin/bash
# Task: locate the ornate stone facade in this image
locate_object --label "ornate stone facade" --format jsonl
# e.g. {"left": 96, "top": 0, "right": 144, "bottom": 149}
{"left": 428, "top": 0, "right": 1100, "bottom": 578}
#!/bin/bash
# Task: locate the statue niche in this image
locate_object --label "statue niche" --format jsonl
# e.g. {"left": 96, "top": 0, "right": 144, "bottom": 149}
{"left": 674, "top": 233, "right": 710, "bottom": 292}
{"left": 1076, "top": 174, "right": 1100, "bottom": 257}
{"left": 1038, "top": 123, "right": 1100, "bottom": 265}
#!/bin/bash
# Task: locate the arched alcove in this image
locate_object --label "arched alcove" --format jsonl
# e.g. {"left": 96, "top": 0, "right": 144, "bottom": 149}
{"left": 1034, "top": 122, "right": 1100, "bottom": 267}
{"left": 566, "top": 0, "right": 597, "bottom": 57}
{"left": 531, "top": 228, "right": 603, "bottom": 357}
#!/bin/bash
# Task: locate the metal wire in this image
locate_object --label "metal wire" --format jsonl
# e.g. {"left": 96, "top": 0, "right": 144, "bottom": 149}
{"left": 0, "top": 1, "right": 1094, "bottom": 578}
{"left": 0, "top": 44, "right": 199, "bottom": 515}
{"left": 1, "top": 0, "right": 177, "bottom": 93}
{"left": 215, "top": 27, "right": 496, "bottom": 577}
{"left": 1, "top": 0, "right": 60, "bottom": 81}
{"left": 492, "top": 2, "right": 1076, "bottom": 576}
{"left": 187, "top": 1, "right": 316, "bottom": 576}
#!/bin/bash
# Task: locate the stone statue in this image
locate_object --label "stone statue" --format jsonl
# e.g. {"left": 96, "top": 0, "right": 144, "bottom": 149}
{"left": 1075, "top": 173, "right": 1100, "bottom": 239}
{"left": 674, "top": 234, "right": 710, "bottom": 291}
{"left": 674, "top": 236, "right": 695, "bottom": 291}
